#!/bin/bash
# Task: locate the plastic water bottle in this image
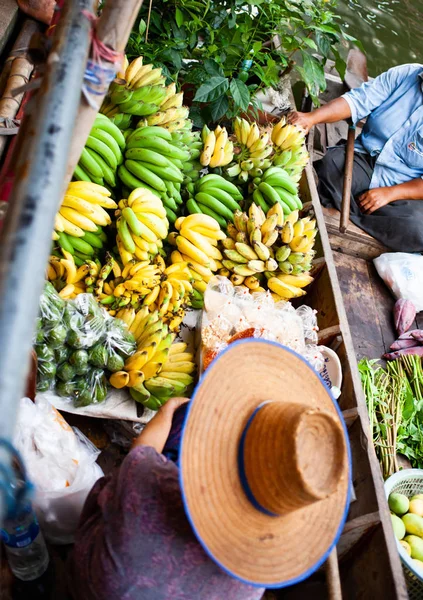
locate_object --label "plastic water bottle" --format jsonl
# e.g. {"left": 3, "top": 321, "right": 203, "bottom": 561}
{"left": 1, "top": 502, "right": 49, "bottom": 581}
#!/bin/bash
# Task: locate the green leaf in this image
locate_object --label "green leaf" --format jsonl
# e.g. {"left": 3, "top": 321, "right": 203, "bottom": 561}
{"left": 210, "top": 95, "right": 229, "bottom": 122}
{"left": 301, "top": 38, "right": 318, "bottom": 51}
{"left": 229, "top": 78, "right": 250, "bottom": 111}
{"left": 204, "top": 59, "right": 224, "bottom": 77}
{"left": 175, "top": 8, "right": 184, "bottom": 28}
{"left": 193, "top": 76, "right": 229, "bottom": 103}
{"left": 252, "top": 41, "right": 262, "bottom": 54}
{"left": 138, "top": 19, "right": 146, "bottom": 38}
{"left": 315, "top": 32, "right": 331, "bottom": 58}
{"left": 299, "top": 51, "right": 326, "bottom": 98}
{"left": 161, "top": 48, "right": 182, "bottom": 71}
{"left": 331, "top": 47, "right": 346, "bottom": 82}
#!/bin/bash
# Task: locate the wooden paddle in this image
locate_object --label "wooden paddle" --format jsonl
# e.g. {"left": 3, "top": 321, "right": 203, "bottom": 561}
{"left": 339, "top": 49, "right": 368, "bottom": 233}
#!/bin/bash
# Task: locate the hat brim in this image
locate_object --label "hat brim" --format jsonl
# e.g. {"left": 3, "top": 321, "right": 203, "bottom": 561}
{"left": 179, "top": 339, "right": 351, "bottom": 588}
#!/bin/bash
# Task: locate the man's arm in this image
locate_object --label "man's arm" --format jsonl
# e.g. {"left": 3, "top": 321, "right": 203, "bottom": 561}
{"left": 359, "top": 178, "right": 423, "bottom": 214}
{"left": 289, "top": 64, "right": 417, "bottom": 135}
{"left": 289, "top": 98, "right": 352, "bottom": 134}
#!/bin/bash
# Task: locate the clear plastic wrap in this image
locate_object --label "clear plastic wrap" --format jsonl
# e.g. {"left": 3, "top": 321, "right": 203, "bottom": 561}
{"left": 35, "top": 284, "right": 137, "bottom": 406}
{"left": 201, "top": 276, "right": 323, "bottom": 373}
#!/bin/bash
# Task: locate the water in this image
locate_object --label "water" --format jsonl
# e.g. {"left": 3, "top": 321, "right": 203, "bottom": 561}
{"left": 1, "top": 503, "right": 49, "bottom": 581}
{"left": 337, "top": 0, "right": 423, "bottom": 75}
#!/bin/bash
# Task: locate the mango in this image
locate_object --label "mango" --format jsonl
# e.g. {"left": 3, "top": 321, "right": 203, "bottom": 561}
{"left": 388, "top": 492, "right": 409, "bottom": 516}
{"left": 403, "top": 513, "right": 423, "bottom": 538}
{"left": 409, "top": 499, "right": 423, "bottom": 517}
{"left": 391, "top": 514, "right": 406, "bottom": 540}
{"left": 400, "top": 540, "right": 411, "bottom": 556}
{"left": 405, "top": 536, "right": 423, "bottom": 561}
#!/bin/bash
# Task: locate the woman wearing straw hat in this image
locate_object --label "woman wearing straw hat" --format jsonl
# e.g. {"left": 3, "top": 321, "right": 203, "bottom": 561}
{"left": 69, "top": 340, "right": 351, "bottom": 600}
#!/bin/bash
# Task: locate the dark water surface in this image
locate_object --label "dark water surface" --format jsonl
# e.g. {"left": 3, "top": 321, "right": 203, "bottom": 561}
{"left": 337, "top": 0, "right": 423, "bottom": 75}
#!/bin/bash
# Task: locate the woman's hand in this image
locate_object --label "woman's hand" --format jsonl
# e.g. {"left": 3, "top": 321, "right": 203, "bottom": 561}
{"left": 358, "top": 187, "right": 396, "bottom": 214}
{"left": 288, "top": 111, "right": 315, "bottom": 134}
{"left": 132, "top": 397, "right": 190, "bottom": 454}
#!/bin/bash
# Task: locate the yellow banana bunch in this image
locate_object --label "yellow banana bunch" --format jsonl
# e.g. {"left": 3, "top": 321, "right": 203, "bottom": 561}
{"left": 46, "top": 252, "right": 90, "bottom": 299}
{"left": 271, "top": 117, "right": 309, "bottom": 180}
{"left": 110, "top": 324, "right": 196, "bottom": 409}
{"left": 220, "top": 203, "right": 281, "bottom": 285}
{"left": 227, "top": 117, "right": 273, "bottom": 182}
{"left": 200, "top": 125, "right": 234, "bottom": 167}
{"left": 172, "top": 214, "right": 224, "bottom": 283}
{"left": 54, "top": 182, "right": 117, "bottom": 242}
{"left": 149, "top": 262, "right": 193, "bottom": 329}
{"left": 109, "top": 308, "right": 175, "bottom": 395}
{"left": 219, "top": 204, "right": 317, "bottom": 299}
{"left": 109, "top": 308, "right": 196, "bottom": 411}
{"left": 143, "top": 105, "right": 190, "bottom": 131}
{"left": 115, "top": 188, "right": 169, "bottom": 264}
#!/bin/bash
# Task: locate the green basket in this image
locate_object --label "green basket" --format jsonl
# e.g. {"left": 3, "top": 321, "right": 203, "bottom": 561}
{"left": 385, "top": 470, "right": 423, "bottom": 600}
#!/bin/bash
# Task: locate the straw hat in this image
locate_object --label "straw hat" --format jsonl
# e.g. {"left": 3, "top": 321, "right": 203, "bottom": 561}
{"left": 179, "top": 339, "right": 351, "bottom": 588}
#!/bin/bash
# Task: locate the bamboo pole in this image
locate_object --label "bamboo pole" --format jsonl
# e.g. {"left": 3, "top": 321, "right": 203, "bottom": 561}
{"left": 325, "top": 547, "right": 343, "bottom": 600}
{"left": 0, "top": 20, "right": 40, "bottom": 160}
{"left": 63, "top": 0, "right": 144, "bottom": 187}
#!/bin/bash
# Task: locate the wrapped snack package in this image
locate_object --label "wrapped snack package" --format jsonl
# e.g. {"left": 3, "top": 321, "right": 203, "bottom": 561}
{"left": 201, "top": 276, "right": 323, "bottom": 374}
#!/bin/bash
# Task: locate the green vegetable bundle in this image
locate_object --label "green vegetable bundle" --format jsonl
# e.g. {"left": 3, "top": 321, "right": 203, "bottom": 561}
{"left": 35, "top": 283, "right": 137, "bottom": 406}
{"left": 359, "top": 356, "right": 423, "bottom": 479}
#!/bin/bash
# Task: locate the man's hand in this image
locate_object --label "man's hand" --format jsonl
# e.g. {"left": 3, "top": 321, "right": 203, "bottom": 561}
{"left": 132, "top": 397, "right": 190, "bottom": 454}
{"left": 288, "top": 111, "right": 315, "bottom": 134}
{"left": 358, "top": 187, "right": 396, "bottom": 214}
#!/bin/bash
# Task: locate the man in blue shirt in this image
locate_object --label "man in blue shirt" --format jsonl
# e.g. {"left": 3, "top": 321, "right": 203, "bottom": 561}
{"left": 290, "top": 64, "right": 423, "bottom": 252}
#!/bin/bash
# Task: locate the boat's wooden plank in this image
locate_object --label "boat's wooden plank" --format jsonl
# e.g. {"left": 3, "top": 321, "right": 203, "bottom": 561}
{"left": 332, "top": 252, "right": 388, "bottom": 360}
{"left": 337, "top": 511, "right": 380, "bottom": 561}
{"left": 302, "top": 162, "right": 407, "bottom": 597}
{"left": 342, "top": 407, "right": 359, "bottom": 429}
{"left": 322, "top": 207, "right": 389, "bottom": 261}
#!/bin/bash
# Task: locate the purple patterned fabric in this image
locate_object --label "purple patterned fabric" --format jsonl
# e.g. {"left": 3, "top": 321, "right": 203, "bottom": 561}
{"left": 68, "top": 445, "right": 264, "bottom": 600}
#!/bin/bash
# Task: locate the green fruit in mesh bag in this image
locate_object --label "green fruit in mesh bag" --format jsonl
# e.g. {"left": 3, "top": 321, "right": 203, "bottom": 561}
{"left": 55, "top": 346, "right": 71, "bottom": 365}
{"left": 35, "top": 344, "right": 55, "bottom": 363}
{"left": 106, "top": 352, "right": 125, "bottom": 373}
{"left": 36, "top": 377, "right": 52, "bottom": 393}
{"left": 57, "top": 362, "right": 76, "bottom": 383}
{"left": 55, "top": 381, "right": 75, "bottom": 398}
{"left": 46, "top": 324, "right": 68, "bottom": 349}
{"left": 39, "top": 360, "right": 56, "bottom": 379}
{"left": 69, "top": 349, "right": 89, "bottom": 375}
{"left": 88, "top": 344, "right": 109, "bottom": 368}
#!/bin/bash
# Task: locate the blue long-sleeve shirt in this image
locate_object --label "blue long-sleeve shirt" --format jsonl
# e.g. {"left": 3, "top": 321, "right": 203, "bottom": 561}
{"left": 342, "top": 63, "right": 423, "bottom": 189}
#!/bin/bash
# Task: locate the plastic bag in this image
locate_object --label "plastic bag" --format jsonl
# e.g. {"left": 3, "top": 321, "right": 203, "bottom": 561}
{"left": 14, "top": 397, "right": 103, "bottom": 544}
{"left": 374, "top": 253, "right": 423, "bottom": 312}
{"left": 34, "top": 285, "right": 137, "bottom": 406}
{"left": 201, "top": 276, "right": 323, "bottom": 373}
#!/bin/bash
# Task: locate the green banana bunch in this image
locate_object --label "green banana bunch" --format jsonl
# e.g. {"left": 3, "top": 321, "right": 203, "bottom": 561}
{"left": 185, "top": 174, "right": 244, "bottom": 230}
{"left": 171, "top": 129, "right": 203, "bottom": 186}
{"left": 100, "top": 56, "right": 167, "bottom": 129}
{"left": 134, "top": 82, "right": 190, "bottom": 133}
{"left": 251, "top": 166, "right": 302, "bottom": 215}
{"left": 117, "top": 125, "right": 188, "bottom": 224}
{"left": 226, "top": 117, "right": 273, "bottom": 183}
{"left": 129, "top": 341, "right": 196, "bottom": 410}
{"left": 73, "top": 114, "right": 125, "bottom": 188}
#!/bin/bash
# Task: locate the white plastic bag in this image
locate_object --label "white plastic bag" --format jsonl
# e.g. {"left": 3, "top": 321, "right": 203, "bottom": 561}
{"left": 374, "top": 253, "right": 423, "bottom": 311}
{"left": 14, "top": 397, "right": 103, "bottom": 544}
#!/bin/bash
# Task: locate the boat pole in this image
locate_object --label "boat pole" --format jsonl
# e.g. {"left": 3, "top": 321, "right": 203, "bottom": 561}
{"left": 0, "top": 0, "right": 94, "bottom": 523}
